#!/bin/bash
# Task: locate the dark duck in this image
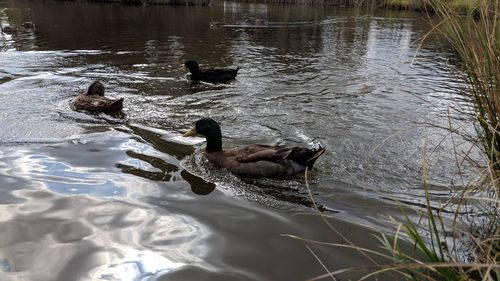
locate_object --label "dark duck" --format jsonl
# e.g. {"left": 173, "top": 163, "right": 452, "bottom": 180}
{"left": 183, "top": 118, "right": 326, "bottom": 178}
{"left": 71, "top": 81, "right": 124, "bottom": 115}
{"left": 21, "top": 22, "right": 35, "bottom": 29}
{"left": 1, "top": 26, "right": 17, "bottom": 34}
{"left": 184, "top": 60, "right": 239, "bottom": 84}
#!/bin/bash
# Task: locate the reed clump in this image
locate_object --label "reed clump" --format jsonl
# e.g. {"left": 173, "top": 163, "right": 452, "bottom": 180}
{"left": 374, "top": 174, "right": 499, "bottom": 281}
{"left": 379, "top": 0, "right": 421, "bottom": 10}
{"left": 377, "top": 0, "right": 479, "bottom": 13}
{"left": 428, "top": 0, "right": 500, "bottom": 174}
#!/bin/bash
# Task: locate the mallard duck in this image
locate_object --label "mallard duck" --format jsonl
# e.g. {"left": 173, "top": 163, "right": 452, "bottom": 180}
{"left": 1, "top": 26, "right": 17, "bottom": 34}
{"left": 183, "top": 118, "right": 326, "bottom": 178}
{"left": 184, "top": 60, "right": 239, "bottom": 84}
{"left": 21, "top": 22, "right": 35, "bottom": 29}
{"left": 71, "top": 81, "right": 124, "bottom": 114}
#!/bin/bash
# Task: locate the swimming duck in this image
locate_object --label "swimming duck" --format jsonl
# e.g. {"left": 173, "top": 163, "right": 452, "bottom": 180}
{"left": 71, "top": 81, "right": 124, "bottom": 114}
{"left": 1, "top": 26, "right": 17, "bottom": 34}
{"left": 21, "top": 22, "right": 35, "bottom": 29}
{"left": 184, "top": 60, "right": 239, "bottom": 84}
{"left": 183, "top": 118, "right": 326, "bottom": 178}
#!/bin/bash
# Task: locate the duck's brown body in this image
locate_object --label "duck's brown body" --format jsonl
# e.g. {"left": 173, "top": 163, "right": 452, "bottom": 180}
{"left": 72, "top": 94, "right": 124, "bottom": 114}
{"left": 184, "top": 118, "right": 325, "bottom": 179}
{"left": 71, "top": 81, "right": 124, "bottom": 114}
{"left": 204, "top": 144, "right": 325, "bottom": 178}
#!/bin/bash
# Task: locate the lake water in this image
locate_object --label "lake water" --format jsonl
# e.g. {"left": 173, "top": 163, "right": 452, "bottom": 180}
{"left": 0, "top": 1, "right": 477, "bottom": 280}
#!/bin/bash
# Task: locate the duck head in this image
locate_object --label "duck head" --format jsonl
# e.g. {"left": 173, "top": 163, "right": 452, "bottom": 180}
{"left": 86, "top": 81, "right": 105, "bottom": 96}
{"left": 184, "top": 60, "right": 200, "bottom": 73}
{"left": 21, "top": 22, "right": 35, "bottom": 29}
{"left": 184, "top": 118, "right": 222, "bottom": 152}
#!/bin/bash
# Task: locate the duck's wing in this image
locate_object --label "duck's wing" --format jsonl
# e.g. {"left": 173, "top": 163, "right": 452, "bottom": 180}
{"left": 210, "top": 68, "right": 239, "bottom": 75}
{"left": 72, "top": 95, "right": 123, "bottom": 113}
{"left": 228, "top": 145, "right": 294, "bottom": 177}
{"left": 200, "top": 68, "right": 239, "bottom": 82}
{"left": 225, "top": 145, "right": 321, "bottom": 178}
{"left": 204, "top": 144, "right": 325, "bottom": 178}
{"left": 229, "top": 160, "right": 294, "bottom": 178}
{"left": 235, "top": 145, "right": 292, "bottom": 163}
{"left": 88, "top": 97, "right": 123, "bottom": 112}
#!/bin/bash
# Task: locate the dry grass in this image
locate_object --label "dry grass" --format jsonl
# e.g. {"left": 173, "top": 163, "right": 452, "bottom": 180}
{"left": 287, "top": 162, "right": 498, "bottom": 280}
{"left": 425, "top": 0, "right": 500, "bottom": 175}
{"left": 374, "top": 0, "right": 500, "bottom": 279}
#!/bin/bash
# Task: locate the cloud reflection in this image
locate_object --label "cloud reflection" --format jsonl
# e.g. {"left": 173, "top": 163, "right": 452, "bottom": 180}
{"left": 10, "top": 152, "right": 125, "bottom": 197}
{"left": 93, "top": 250, "right": 184, "bottom": 281}
{"left": 0, "top": 187, "right": 211, "bottom": 280}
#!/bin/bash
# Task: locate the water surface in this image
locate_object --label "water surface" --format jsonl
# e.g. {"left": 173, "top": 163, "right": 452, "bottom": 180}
{"left": 0, "top": 1, "right": 477, "bottom": 280}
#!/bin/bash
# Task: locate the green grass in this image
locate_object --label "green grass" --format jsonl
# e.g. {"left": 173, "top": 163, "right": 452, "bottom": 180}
{"left": 291, "top": 162, "right": 498, "bottom": 280}
{"left": 380, "top": 0, "right": 419, "bottom": 10}
{"left": 378, "top": 0, "right": 478, "bottom": 13}
{"left": 373, "top": 171, "right": 499, "bottom": 280}
{"left": 449, "top": 0, "right": 477, "bottom": 13}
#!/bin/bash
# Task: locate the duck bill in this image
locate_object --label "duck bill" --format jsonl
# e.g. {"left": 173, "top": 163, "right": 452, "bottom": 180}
{"left": 183, "top": 127, "right": 197, "bottom": 137}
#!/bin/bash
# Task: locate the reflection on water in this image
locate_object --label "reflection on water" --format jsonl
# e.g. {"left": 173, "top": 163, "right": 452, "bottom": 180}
{"left": 0, "top": 0, "right": 478, "bottom": 280}
{"left": 0, "top": 185, "right": 210, "bottom": 281}
{"left": 94, "top": 250, "right": 184, "bottom": 281}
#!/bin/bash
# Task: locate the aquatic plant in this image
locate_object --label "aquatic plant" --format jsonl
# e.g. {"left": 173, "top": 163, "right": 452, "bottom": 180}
{"left": 379, "top": 0, "right": 477, "bottom": 13}
{"left": 415, "top": 0, "right": 500, "bottom": 279}
{"left": 427, "top": 0, "right": 500, "bottom": 173}
{"left": 289, "top": 164, "right": 498, "bottom": 280}
{"left": 370, "top": 162, "right": 499, "bottom": 281}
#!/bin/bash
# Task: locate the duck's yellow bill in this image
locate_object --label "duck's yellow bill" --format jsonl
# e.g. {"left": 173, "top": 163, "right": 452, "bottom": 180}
{"left": 183, "top": 127, "right": 197, "bottom": 137}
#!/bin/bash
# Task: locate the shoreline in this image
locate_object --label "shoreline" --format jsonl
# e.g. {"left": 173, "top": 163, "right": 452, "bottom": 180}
{"left": 83, "top": 0, "right": 210, "bottom": 5}
{"left": 70, "top": 0, "right": 479, "bottom": 14}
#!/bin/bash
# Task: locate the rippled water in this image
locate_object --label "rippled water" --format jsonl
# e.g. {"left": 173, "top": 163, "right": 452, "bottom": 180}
{"left": 0, "top": 1, "right": 479, "bottom": 280}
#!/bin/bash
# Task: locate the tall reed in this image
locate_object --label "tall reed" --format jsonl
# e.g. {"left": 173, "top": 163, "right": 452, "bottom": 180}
{"left": 378, "top": 0, "right": 500, "bottom": 279}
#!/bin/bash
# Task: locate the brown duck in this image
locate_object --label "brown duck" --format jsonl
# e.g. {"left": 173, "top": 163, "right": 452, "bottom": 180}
{"left": 183, "top": 118, "right": 326, "bottom": 178}
{"left": 71, "top": 81, "right": 124, "bottom": 114}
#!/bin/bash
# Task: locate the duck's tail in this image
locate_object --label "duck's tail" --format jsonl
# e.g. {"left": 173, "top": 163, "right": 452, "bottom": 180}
{"left": 110, "top": 98, "right": 124, "bottom": 112}
{"left": 287, "top": 145, "right": 326, "bottom": 169}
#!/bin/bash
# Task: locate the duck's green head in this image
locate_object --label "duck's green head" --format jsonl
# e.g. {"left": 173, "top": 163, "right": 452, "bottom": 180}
{"left": 184, "top": 118, "right": 222, "bottom": 152}
{"left": 183, "top": 118, "right": 221, "bottom": 137}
